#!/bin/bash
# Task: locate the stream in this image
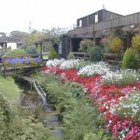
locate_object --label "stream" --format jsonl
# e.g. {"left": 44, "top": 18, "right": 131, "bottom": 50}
{"left": 15, "top": 76, "right": 63, "bottom": 139}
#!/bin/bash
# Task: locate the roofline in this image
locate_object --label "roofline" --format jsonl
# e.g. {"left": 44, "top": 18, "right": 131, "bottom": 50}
{"left": 77, "top": 9, "right": 124, "bottom": 20}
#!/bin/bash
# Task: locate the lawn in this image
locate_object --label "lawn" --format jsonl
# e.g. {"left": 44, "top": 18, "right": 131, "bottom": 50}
{"left": 0, "top": 76, "right": 20, "bottom": 104}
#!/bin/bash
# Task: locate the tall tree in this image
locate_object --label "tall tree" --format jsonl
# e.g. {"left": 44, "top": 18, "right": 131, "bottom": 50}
{"left": 25, "top": 30, "right": 46, "bottom": 46}
{"left": 9, "top": 31, "right": 28, "bottom": 42}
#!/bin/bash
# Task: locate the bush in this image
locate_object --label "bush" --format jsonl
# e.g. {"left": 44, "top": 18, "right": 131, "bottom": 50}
{"left": 131, "top": 34, "right": 140, "bottom": 52}
{"left": 110, "top": 36, "right": 122, "bottom": 53}
{"left": 79, "top": 39, "right": 95, "bottom": 52}
{"left": 25, "top": 46, "right": 37, "bottom": 54}
{"left": 67, "top": 52, "right": 75, "bottom": 59}
{"left": 62, "top": 97, "right": 104, "bottom": 140}
{"left": 122, "top": 48, "right": 138, "bottom": 69}
{"left": 4, "top": 49, "right": 27, "bottom": 57}
{"left": 102, "top": 36, "right": 122, "bottom": 53}
{"left": 0, "top": 93, "right": 50, "bottom": 140}
{"left": 48, "top": 47, "right": 58, "bottom": 59}
{"left": 88, "top": 46, "right": 103, "bottom": 62}
{"left": 0, "top": 93, "right": 12, "bottom": 139}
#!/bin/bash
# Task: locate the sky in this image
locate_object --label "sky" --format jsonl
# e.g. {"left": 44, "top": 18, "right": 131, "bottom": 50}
{"left": 0, "top": 0, "right": 140, "bottom": 33}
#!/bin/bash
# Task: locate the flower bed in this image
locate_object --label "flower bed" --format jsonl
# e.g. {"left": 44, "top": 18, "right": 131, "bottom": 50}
{"left": 3, "top": 57, "right": 42, "bottom": 68}
{"left": 41, "top": 59, "right": 140, "bottom": 140}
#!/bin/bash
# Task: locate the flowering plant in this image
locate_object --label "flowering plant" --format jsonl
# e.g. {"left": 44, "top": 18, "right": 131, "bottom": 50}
{"left": 41, "top": 59, "right": 140, "bottom": 140}
{"left": 79, "top": 39, "right": 95, "bottom": 52}
{"left": 113, "top": 91, "right": 140, "bottom": 122}
{"left": 59, "top": 59, "right": 81, "bottom": 70}
{"left": 3, "top": 57, "right": 42, "bottom": 68}
{"left": 46, "top": 59, "right": 65, "bottom": 67}
{"left": 77, "top": 61, "right": 110, "bottom": 77}
{"left": 102, "top": 69, "right": 139, "bottom": 86}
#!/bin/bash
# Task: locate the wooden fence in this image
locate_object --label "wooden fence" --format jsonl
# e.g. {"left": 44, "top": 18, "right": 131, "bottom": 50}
{"left": 72, "top": 52, "right": 89, "bottom": 60}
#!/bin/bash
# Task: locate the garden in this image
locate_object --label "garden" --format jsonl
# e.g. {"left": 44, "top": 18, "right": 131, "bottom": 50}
{"left": 0, "top": 29, "right": 140, "bottom": 140}
{"left": 40, "top": 58, "right": 140, "bottom": 140}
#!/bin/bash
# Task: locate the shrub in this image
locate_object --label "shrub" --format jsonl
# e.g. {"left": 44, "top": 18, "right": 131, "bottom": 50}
{"left": 88, "top": 46, "right": 103, "bottom": 62}
{"left": 110, "top": 36, "right": 122, "bottom": 53}
{"left": 62, "top": 97, "right": 104, "bottom": 140}
{"left": 102, "top": 36, "right": 122, "bottom": 53}
{"left": 79, "top": 39, "right": 95, "bottom": 52}
{"left": 36, "top": 73, "right": 111, "bottom": 140}
{"left": 48, "top": 47, "right": 58, "bottom": 59}
{"left": 67, "top": 52, "right": 75, "bottom": 59}
{"left": 4, "top": 49, "right": 27, "bottom": 57}
{"left": 69, "top": 82, "right": 86, "bottom": 97}
{"left": 0, "top": 93, "right": 12, "bottom": 138}
{"left": 122, "top": 48, "right": 138, "bottom": 69}
{"left": 131, "top": 34, "right": 140, "bottom": 52}
{"left": 25, "top": 46, "right": 37, "bottom": 54}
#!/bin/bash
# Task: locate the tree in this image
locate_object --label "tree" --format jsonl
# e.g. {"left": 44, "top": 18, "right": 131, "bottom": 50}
{"left": 25, "top": 30, "right": 46, "bottom": 46}
{"left": 9, "top": 31, "right": 28, "bottom": 42}
{"left": 42, "top": 27, "right": 67, "bottom": 45}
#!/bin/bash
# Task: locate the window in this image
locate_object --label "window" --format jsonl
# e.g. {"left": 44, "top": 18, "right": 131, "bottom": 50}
{"left": 95, "top": 14, "right": 98, "bottom": 23}
{"left": 58, "top": 41, "right": 62, "bottom": 54}
{"left": 79, "top": 20, "right": 82, "bottom": 27}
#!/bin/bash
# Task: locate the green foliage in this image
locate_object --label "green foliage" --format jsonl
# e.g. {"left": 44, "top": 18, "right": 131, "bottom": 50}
{"left": 62, "top": 97, "right": 104, "bottom": 140}
{"left": 88, "top": 46, "right": 103, "bottom": 62}
{"left": 67, "top": 52, "right": 75, "bottom": 59}
{"left": 4, "top": 49, "right": 27, "bottom": 57}
{"left": 25, "top": 30, "right": 46, "bottom": 46}
{"left": 109, "top": 36, "right": 122, "bottom": 53}
{"left": 0, "top": 93, "right": 12, "bottom": 140}
{"left": 79, "top": 39, "right": 95, "bottom": 52}
{"left": 48, "top": 47, "right": 58, "bottom": 59}
{"left": 25, "top": 46, "right": 37, "bottom": 54}
{"left": 131, "top": 34, "right": 140, "bottom": 52}
{"left": 42, "top": 27, "right": 66, "bottom": 45}
{"left": 9, "top": 31, "right": 28, "bottom": 42}
{"left": 35, "top": 73, "right": 111, "bottom": 140}
{"left": 102, "top": 35, "right": 122, "bottom": 53}
{"left": 84, "top": 132, "right": 100, "bottom": 140}
{"left": 115, "top": 91, "right": 140, "bottom": 123}
{"left": 69, "top": 82, "right": 86, "bottom": 97}
{"left": 0, "top": 76, "right": 20, "bottom": 103}
{"left": 7, "top": 116, "right": 50, "bottom": 140}
{"left": 0, "top": 92, "right": 54, "bottom": 140}
{"left": 75, "top": 60, "right": 91, "bottom": 70}
{"left": 0, "top": 75, "right": 56, "bottom": 140}
{"left": 122, "top": 48, "right": 138, "bottom": 69}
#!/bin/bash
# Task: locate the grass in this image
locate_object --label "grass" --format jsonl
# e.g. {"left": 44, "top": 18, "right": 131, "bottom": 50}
{"left": 0, "top": 76, "right": 20, "bottom": 104}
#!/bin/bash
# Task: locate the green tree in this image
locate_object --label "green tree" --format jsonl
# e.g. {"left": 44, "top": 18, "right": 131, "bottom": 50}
{"left": 42, "top": 27, "right": 67, "bottom": 45}
{"left": 9, "top": 31, "right": 28, "bottom": 42}
{"left": 25, "top": 30, "right": 46, "bottom": 46}
{"left": 122, "top": 48, "right": 138, "bottom": 69}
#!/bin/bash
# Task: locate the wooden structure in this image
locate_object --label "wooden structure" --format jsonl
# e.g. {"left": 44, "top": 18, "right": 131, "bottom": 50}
{"left": 0, "top": 54, "right": 41, "bottom": 76}
{"left": 61, "top": 9, "right": 140, "bottom": 59}
{"left": 72, "top": 52, "right": 89, "bottom": 60}
{"left": 68, "top": 10, "right": 140, "bottom": 38}
{"left": 35, "top": 38, "right": 59, "bottom": 60}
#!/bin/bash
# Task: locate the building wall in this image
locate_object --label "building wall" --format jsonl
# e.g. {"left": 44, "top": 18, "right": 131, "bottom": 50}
{"left": 7, "top": 42, "right": 17, "bottom": 50}
{"left": 77, "top": 9, "right": 123, "bottom": 28}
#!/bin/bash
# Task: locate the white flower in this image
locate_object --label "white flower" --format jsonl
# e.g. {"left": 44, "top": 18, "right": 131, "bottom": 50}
{"left": 46, "top": 59, "right": 65, "bottom": 67}
{"left": 59, "top": 59, "right": 81, "bottom": 70}
{"left": 78, "top": 61, "right": 110, "bottom": 77}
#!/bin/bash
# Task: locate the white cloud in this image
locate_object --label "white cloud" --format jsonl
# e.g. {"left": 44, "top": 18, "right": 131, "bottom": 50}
{"left": 0, "top": 0, "right": 140, "bottom": 33}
